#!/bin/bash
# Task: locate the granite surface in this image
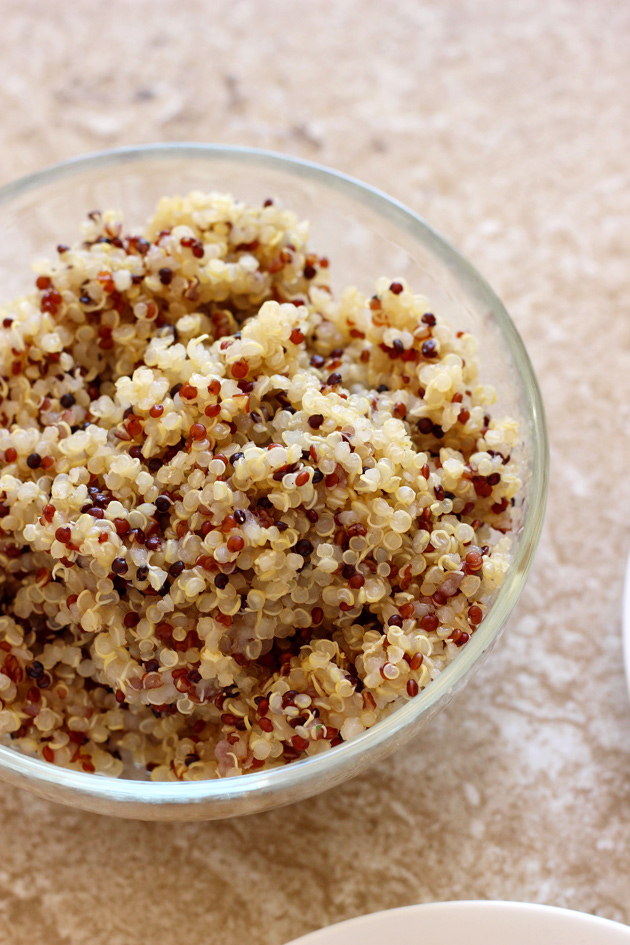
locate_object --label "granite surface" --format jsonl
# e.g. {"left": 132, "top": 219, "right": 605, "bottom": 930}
{"left": 1, "top": 1, "right": 630, "bottom": 943}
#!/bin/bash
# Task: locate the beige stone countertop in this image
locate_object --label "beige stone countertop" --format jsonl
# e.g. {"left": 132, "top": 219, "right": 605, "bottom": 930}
{"left": 1, "top": 1, "right": 630, "bottom": 943}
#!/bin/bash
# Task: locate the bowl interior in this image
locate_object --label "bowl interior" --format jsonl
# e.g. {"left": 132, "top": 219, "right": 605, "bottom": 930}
{"left": 0, "top": 145, "right": 548, "bottom": 819}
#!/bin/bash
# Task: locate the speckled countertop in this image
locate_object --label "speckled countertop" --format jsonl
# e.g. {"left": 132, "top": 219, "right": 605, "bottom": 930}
{"left": 1, "top": 2, "right": 629, "bottom": 943}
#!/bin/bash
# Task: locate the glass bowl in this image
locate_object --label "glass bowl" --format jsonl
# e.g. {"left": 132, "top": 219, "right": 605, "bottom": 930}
{"left": 0, "top": 144, "right": 548, "bottom": 820}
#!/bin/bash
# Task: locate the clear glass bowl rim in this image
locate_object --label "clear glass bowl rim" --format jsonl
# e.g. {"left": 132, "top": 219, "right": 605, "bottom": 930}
{"left": 0, "top": 143, "right": 549, "bottom": 811}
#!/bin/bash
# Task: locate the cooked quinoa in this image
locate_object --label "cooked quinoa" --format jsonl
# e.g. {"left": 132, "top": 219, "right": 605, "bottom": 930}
{"left": 0, "top": 192, "right": 521, "bottom": 780}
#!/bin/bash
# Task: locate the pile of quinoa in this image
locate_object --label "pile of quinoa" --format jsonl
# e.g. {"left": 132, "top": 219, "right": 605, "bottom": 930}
{"left": 0, "top": 191, "right": 521, "bottom": 780}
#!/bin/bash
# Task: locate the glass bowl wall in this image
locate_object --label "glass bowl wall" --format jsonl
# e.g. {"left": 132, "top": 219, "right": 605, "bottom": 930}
{"left": 0, "top": 145, "right": 548, "bottom": 819}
